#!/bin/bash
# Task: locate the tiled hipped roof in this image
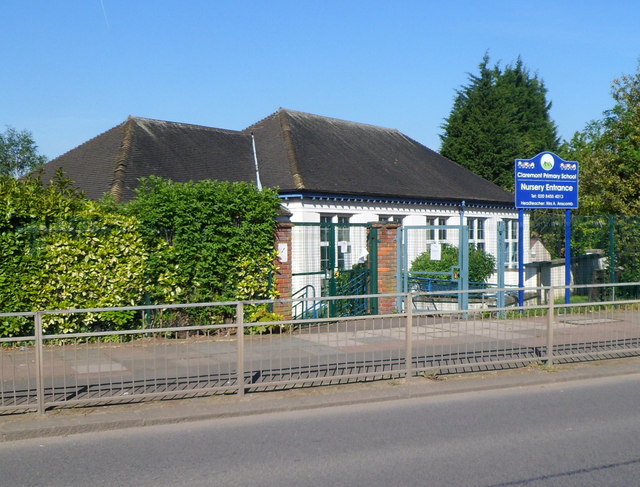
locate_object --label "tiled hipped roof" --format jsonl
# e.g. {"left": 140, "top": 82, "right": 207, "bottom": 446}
{"left": 40, "top": 117, "right": 255, "bottom": 202}
{"left": 40, "top": 109, "right": 514, "bottom": 206}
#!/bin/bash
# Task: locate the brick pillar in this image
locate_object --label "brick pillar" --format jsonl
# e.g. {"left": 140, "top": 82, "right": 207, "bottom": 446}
{"left": 274, "top": 222, "right": 293, "bottom": 318}
{"left": 373, "top": 223, "right": 399, "bottom": 313}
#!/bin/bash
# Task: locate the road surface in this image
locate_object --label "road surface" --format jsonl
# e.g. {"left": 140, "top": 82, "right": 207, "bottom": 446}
{"left": 2, "top": 373, "right": 640, "bottom": 486}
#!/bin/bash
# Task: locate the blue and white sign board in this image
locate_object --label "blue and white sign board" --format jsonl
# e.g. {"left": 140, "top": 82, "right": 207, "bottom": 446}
{"left": 515, "top": 152, "right": 579, "bottom": 209}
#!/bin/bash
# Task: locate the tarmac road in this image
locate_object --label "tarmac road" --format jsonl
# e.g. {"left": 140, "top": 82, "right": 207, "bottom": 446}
{"left": 1, "top": 364, "right": 640, "bottom": 486}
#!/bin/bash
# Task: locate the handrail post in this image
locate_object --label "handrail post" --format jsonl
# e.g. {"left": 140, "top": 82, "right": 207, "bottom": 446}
{"left": 405, "top": 293, "right": 413, "bottom": 379}
{"left": 35, "top": 311, "right": 45, "bottom": 415}
{"left": 236, "top": 302, "right": 245, "bottom": 396}
{"left": 546, "top": 287, "right": 554, "bottom": 366}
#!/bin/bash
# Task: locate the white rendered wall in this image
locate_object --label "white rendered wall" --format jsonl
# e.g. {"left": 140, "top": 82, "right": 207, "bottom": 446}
{"left": 282, "top": 197, "right": 526, "bottom": 294}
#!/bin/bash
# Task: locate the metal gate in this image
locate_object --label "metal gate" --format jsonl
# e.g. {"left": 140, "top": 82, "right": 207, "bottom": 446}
{"left": 398, "top": 222, "right": 508, "bottom": 311}
{"left": 291, "top": 222, "right": 378, "bottom": 319}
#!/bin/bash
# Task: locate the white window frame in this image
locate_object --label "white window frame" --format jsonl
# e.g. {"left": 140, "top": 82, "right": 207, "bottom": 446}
{"left": 320, "top": 214, "right": 351, "bottom": 270}
{"left": 378, "top": 215, "right": 403, "bottom": 224}
{"left": 426, "top": 216, "right": 447, "bottom": 241}
{"left": 468, "top": 217, "right": 486, "bottom": 251}
{"left": 504, "top": 219, "right": 519, "bottom": 268}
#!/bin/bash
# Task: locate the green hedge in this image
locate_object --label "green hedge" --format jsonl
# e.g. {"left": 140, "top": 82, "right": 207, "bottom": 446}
{"left": 0, "top": 175, "right": 282, "bottom": 337}
{"left": 126, "top": 176, "right": 281, "bottom": 304}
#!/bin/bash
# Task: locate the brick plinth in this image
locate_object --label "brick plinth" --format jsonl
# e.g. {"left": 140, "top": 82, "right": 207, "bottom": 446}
{"left": 372, "top": 223, "right": 399, "bottom": 313}
{"left": 273, "top": 222, "right": 293, "bottom": 318}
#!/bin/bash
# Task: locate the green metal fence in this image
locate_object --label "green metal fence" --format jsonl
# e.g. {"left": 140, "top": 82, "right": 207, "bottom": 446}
{"left": 531, "top": 213, "right": 640, "bottom": 298}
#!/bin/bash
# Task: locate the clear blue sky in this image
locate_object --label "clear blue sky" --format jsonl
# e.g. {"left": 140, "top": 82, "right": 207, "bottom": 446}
{"left": 2, "top": 0, "right": 639, "bottom": 160}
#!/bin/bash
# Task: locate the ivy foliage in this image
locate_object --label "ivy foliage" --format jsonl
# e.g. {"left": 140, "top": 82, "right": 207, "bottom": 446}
{"left": 410, "top": 244, "right": 496, "bottom": 284}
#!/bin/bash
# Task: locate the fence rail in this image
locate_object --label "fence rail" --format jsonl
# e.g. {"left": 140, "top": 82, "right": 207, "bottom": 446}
{"left": 1, "top": 282, "right": 639, "bottom": 415}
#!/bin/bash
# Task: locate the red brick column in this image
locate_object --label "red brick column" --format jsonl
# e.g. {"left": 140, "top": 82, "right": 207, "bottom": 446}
{"left": 373, "top": 223, "right": 399, "bottom": 313}
{"left": 274, "top": 222, "right": 293, "bottom": 318}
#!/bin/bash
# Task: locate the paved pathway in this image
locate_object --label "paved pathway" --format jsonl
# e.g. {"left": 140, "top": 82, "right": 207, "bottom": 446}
{"left": 3, "top": 356, "right": 640, "bottom": 442}
{"left": 1, "top": 308, "right": 638, "bottom": 414}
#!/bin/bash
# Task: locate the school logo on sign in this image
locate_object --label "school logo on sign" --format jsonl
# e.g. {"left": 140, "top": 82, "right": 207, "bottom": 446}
{"left": 540, "top": 153, "right": 555, "bottom": 171}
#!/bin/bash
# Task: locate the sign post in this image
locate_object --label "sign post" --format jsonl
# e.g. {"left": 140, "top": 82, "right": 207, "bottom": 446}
{"left": 565, "top": 209, "right": 572, "bottom": 304}
{"left": 515, "top": 152, "right": 579, "bottom": 305}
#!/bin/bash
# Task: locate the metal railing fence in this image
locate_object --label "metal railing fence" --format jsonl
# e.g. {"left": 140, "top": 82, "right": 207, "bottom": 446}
{"left": 530, "top": 213, "right": 640, "bottom": 286}
{"left": 1, "top": 282, "right": 639, "bottom": 415}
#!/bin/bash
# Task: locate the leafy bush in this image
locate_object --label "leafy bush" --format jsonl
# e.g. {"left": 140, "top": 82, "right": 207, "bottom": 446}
{"left": 410, "top": 244, "right": 496, "bottom": 283}
{"left": 245, "top": 305, "right": 288, "bottom": 335}
{"left": 127, "top": 177, "right": 281, "bottom": 305}
{"left": 0, "top": 174, "right": 284, "bottom": 336}
{"left": 0, "top": 171, "right": 86, "bottom": 231}
{"left": 0, "top": 204, "right": 150, "bottom": 334}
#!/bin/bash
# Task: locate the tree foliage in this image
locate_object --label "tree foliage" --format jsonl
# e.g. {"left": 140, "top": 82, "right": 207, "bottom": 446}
{"left": 0, "top": 126, "right": 47, "bottom": 178}
{"left": 548, "top": 65, "right": 640, "bottom": 286}
{"left": 440, "top": 54, "right": 559, "bottom": 190}
{"left": 410, "top": 244, "right": 496, "bottom": 283}
{"left": 562, "top": 64, "right": 640, "bottom": 214}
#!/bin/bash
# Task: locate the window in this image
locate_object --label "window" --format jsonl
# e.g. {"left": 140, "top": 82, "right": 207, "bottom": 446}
{"left": 468, "top": 217, "right": 486, "bottom": 251}
{"left": 426, "top": 217, "right": 447, "bottom": 241}
{"left": 336, "top": 215, "right": 350, "bottom": 269}
{"left": 378, "top": 215, "right": 403, "bottom": 224}
{"left": 320, "top": 214, "right": 351, "bottom": 270}
{"left": 505, "top": 219, "right": 519, "bottom": 267}
{"left": 320, "top": 215, "right": 332, "bottom": 271}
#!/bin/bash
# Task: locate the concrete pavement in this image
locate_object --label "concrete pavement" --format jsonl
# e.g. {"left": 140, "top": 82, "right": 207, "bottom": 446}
{"left": 2, "top": 355, "right": 639, "bottom": 442}
{"left": 5, "top": 309, "right": 639, "bottom": 413}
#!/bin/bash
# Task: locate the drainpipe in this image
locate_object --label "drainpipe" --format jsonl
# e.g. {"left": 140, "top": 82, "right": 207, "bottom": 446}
{"left": 250, "top": 131, "right": 263, "bottom": 191}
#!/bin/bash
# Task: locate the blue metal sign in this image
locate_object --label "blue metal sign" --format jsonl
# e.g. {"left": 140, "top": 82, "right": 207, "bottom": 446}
{"left": 515, "top": 152, "right": 579, "bottom": 209}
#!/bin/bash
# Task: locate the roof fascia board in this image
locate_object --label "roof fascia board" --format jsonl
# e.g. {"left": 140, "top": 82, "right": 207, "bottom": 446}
{"left": 278, "top": 192, "right": 515, "bottom": 210}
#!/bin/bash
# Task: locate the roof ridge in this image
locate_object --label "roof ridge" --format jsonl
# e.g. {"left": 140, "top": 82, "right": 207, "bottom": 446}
{"left": 278, "top": 108, "right": 402, "bottom": 133}
{"left": 245, "top": 108, "right": 401, "bottom": 134}
{"left": 110, "top": 118, "right": 136, "bottom": 202}
{"left": 243, "top": 108, "right": 281, "bottom": 131}
{"left": 129, "top": 115, "right": 243, "bottom": 135}
{"left": 278, "top": 109, "right": 305, "bottom": 190}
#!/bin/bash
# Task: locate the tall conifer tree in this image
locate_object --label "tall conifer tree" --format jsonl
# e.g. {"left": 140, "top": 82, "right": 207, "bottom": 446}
{"left": 440, "top": 54, "right": 559, "bottom": 190}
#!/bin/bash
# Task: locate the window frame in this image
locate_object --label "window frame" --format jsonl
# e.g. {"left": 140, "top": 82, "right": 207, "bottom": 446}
{"left": 320, "top": 214, "right": 351, "bottom": 271}
{"left": 504, "top": 218, "right": 519, "bottom": 268}
{"left": 468, "top": 217, "right": 486, "bottom": 251}
{"left": 426, "top": 216, "right": 448, "bottom": 241}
